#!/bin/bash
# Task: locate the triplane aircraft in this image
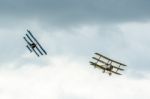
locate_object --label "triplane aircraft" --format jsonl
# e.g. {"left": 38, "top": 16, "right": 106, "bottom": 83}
{"left": 90, "top": 53, "right": 126, "bottom": 76}
{"left": 23, "top": 30, "right": 47, "bottom": 57}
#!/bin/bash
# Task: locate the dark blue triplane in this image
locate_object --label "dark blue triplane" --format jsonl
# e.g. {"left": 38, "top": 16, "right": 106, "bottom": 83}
{"left": 23, "top": 30, "right": 47, "bottom": 57}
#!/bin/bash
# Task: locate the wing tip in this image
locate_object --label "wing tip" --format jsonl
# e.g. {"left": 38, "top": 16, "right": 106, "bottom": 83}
{"left": 94, "top": 52, "right": 99, "bottom": 55}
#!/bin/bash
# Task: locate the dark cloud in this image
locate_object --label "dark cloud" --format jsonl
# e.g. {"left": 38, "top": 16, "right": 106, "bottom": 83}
{"left": 0, "top": 0, "right": 150, "bottom": 75}
{"left": 0, "top": 0, "right": 150, "bottom": 27}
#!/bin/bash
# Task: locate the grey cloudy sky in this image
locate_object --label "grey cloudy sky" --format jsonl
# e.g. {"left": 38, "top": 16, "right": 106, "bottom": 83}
{"left": 0, "top": 0, "right": 150, "bottom": 99}
{"left": 0, "top": 0, "right": 150, "bottom": 27}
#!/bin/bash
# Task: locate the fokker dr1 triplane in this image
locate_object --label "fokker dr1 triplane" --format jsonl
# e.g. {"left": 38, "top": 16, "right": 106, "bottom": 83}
{"left": 90, "top": 53, "right": 126, "bottom": 76}
{"left": 23, "top": 30, "right": 47, "bottom": 57}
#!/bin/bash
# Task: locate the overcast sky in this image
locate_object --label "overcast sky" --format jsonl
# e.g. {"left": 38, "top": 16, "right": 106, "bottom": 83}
{"left": 0, "top": 0, "right": 150, "bottom": 99}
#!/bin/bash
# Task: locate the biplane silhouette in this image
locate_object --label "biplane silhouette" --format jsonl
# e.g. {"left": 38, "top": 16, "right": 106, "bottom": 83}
{"left": 90, "top": 53, "right": 126, "bottom": 76}
{"left": 23, "top": 30, "right": 47, "bottom": 57}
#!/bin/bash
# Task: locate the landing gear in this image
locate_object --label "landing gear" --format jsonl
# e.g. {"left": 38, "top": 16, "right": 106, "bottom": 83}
{"left": 109, "top": 72, "right": 112, "bottom": 76}
{"left": 103, "top": 70, "right": 105, "bottom": 73}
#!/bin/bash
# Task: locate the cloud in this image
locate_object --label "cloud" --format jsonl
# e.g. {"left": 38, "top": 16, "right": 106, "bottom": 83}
{"left": 118, "top": 22, "right": 150, "bottom": 72}
{"left": 0, "top": 56, "right": 150, "bottom": 99}
{"left": 1, "top": 21, "right": 150, "bottom": 73}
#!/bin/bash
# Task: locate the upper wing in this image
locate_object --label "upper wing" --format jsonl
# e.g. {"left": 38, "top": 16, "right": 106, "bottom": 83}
{"left": 95, "top": 53, "right": 126, "bottom": 66}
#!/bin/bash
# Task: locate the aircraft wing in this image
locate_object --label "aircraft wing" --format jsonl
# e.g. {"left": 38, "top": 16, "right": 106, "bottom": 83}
{"left": 113, "top": 65, "right": 124, "bottom": 71}
{"left": 92, "top": 57, "right": 124, "bottom": 71}
{"left": 23, "top": 37, "right": 39, "bottom": 57}
{"left": 90, "top": 61, "right": 122, "bottom": 75}
{"left": 95, "top": 53, "right": 126, "bottom": 66}
{"left": 27, "top": 30, "right": 47, "bottom": 55}
{"left": 23, "top": 37, "right": 31, "bottom": 46}
{"left": 111, "top": 70, "right": 122, "bottom": 75}
{"left": 26, "top": 34, "right": 43, "bottom": 55}
{"left": 90, "top": 61, "right": 106, "bottom": 70}
{"left": 26, "top": 45, "right": 32, "bottom": 52}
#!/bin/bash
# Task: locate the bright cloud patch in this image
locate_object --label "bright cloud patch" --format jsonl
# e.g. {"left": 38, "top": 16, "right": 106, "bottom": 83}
{"left": 0, "top": 56, "right": 149, "bottom": 99}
